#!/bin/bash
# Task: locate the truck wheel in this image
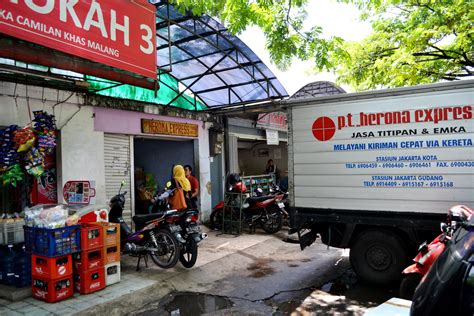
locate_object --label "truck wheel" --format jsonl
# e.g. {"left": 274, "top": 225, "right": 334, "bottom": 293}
{"left": 350, "top": 230, "right": 408, "bottom": 284}
{"left": 399, "top": 273, "right": 422, "bottom": 300}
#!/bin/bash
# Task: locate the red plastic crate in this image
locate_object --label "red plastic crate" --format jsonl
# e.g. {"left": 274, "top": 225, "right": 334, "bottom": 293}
{"left": 32, "top": 275, "right": 73, "bottom": 303}
{"left": 32, "top": 254, "right": 72, "bottom": 279}
{"left": 73, "top": 267, "right": 105, "bottom": 294}
{"left": 96, "top": 222, "right": 120, "bottom": 247}
{"left": 103, "top": 245, "right": 120, "bottom": 265}
{"left": 80, "top": 224, "right": 103, "bottom": 250}
{"left": 73, "top": 248, "right": 104, "bottom": 271}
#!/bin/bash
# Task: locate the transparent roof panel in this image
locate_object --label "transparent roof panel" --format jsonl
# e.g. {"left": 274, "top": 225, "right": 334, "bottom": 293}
{"left": 154, "top": 1, "right": 288, "bottom": 109}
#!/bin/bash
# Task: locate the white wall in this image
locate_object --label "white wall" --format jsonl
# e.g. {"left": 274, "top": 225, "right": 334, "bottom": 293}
{"left": 0, "top": 82, "right": 106, "bottom": 205}
{"left": 198, "top": 124, "right": 212, "bottom": 219}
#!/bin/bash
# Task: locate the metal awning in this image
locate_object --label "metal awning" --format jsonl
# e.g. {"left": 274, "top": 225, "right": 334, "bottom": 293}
{"left": 154, "top": 1, "right": 288, "bottom": 109}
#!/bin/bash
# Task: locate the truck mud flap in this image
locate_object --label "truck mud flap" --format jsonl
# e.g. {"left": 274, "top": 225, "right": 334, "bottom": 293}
{"left": 298, "top": 228, "right": 318, "bottom": 251}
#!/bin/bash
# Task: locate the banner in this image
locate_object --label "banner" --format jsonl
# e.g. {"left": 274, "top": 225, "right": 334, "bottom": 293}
{"left": 0, "top": 0, "right": 157, "bottom": 78}
{"left": 142, "top": 119, "right": 199, "bottom": 137}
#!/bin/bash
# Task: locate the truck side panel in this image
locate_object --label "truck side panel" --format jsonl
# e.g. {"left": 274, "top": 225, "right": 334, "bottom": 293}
{"left": 290, "top": 88, "right": 474, "bottom": 215}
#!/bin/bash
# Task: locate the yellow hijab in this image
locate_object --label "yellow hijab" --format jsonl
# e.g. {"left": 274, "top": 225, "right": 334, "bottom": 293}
{"left": 173, "top": 165, "right": 191, "bottom": 191}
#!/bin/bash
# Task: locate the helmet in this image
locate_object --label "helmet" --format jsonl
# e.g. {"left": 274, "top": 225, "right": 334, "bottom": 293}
{"left": 448, "top": 205, "right": 474, "bottom": 223}
{"left": 226, "top": 173, "right": 242, "bottom": 192}
{"left": 234, "top": 182, "right": 247, "bottom": 193}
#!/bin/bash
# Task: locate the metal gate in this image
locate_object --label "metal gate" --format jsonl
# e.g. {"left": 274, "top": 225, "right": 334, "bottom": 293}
{"left": 104, "top": 134, "right": 132, "bottom": 226}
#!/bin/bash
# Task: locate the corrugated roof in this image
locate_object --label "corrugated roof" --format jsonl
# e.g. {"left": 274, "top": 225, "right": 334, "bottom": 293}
{"left": 154, "top": 1, "right": 288, "bottom": 109}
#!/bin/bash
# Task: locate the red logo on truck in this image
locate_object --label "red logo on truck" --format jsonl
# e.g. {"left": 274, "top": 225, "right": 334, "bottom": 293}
{"left": 312, "top": 117, "right": 336, "bottom": 141}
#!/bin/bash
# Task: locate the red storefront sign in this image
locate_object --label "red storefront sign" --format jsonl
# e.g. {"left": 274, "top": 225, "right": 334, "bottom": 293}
{"left": 257, "top": 112, "right": 288, "bottom": 131}
{"left": 0, "top": 0, "right": 157, "bottom": 79}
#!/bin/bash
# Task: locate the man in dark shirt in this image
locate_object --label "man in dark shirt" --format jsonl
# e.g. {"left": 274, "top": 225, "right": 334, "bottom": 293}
{"left": 184, "top": 165, "right": 199, "bottom": 209}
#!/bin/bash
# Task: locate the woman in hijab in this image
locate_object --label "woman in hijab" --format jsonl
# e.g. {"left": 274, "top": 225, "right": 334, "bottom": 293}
{"left": 168, "top": 165, "right": 192, "bottom": 210}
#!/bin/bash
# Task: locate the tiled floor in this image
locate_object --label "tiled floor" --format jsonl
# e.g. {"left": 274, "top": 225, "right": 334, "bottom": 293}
{"left": 0, "top": 273, "right": 155, "bottom": 316}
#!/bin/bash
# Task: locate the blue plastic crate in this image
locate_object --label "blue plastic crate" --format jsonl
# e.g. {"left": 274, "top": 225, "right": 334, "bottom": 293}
{"left": 23, "top": 226, "right": 81, "bottom": 257}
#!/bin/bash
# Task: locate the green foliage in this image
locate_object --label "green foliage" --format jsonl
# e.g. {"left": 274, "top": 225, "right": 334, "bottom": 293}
{"left": 333, "top": 0, "right": 474, "bottom": 90}
{"left": 168, "top": 0, "right": 343, "bottom": 71}
{"left": 168, "top": 1, "right": 473, "bottom": 91}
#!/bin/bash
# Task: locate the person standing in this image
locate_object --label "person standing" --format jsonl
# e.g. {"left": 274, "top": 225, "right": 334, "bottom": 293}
{"left": 184, "top": 165, "right": 199, "bottom": 209}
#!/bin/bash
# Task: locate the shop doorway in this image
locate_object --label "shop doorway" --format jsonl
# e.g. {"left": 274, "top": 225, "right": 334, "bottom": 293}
{"left": 133, "top": 138, "right": 195, "bottom": 215}
{"left": 237, "top": 140, "right": 288, "bottom": 182}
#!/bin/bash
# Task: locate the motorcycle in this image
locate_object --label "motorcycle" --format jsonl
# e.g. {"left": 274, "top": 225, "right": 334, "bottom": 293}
{"left": 149, "top": 189, "right": 207, "bottom": 268}
{"left": 399, "top": 205, "right": 474, "bottom": 299}
{"left": 210, "top": 173, "right": 285, "bottom": 234}
{"left": 108, "top": 182, "right": 181, "bottom": 271}
{"left": 410, "top": 213, "right": 474, "bottom": 316}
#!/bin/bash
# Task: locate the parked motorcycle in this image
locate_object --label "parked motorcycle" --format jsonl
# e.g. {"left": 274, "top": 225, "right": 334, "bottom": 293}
{"left": 399, "top": 205, "right": 474, "bottom": 299}
{"left": 210, "top": 174, "right": 285, "bottom": 234}
{"left": 149, "top": 189, "right": 207, "bottom": 268}
{"left": 410, "top": 214, "right": 474, "bottom": 316}
{"left": 108, "top": 182, "right": 181, "bottom": 270}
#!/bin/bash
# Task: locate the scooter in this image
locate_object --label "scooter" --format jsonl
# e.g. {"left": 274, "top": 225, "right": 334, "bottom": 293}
{"left": 210, "top": 174, "right": 285, "bottom": 234}
{"left": 108, "top": 182, "right": 181, "bottom": 271}
{"left": 149, "top": 189, "right": 207, "bottom": 268}
{"left": 411, "top": 214, "right": 474, "bottom": 316}
{"left": 399, "top": 204, "right": 473, "bottom": 299}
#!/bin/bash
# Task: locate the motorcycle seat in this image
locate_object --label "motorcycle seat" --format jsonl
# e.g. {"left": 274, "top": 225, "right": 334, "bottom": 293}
{"left": 247, "top": 195, "right": 274, "bottom": 204}
{"left": 133, "top": 213, "right": 165, "bottom": 225}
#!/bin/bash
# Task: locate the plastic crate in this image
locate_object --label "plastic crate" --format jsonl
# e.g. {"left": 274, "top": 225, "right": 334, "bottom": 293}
{"left": 80, "top": 224, "right": 104, "bottom": 251}
{"left": 0, "top": 221, "right": 25, "bottom": 245}
{"left": 103, "top": 245, "right": 120, "bottom": 265}
{"left": 73, "top": 267, "right": 105, "bottom": 294}
{"left": 32, "top": 275, "right": 73, "bottom": 303}
{"left": 32, "top": 254, "right": 73, "bottom": 279}
{"left": 24, "top": 225, "right": 81, "bottom": 257}
{"left": 73, "top": 247, "right": 104, "bottom": 271}
{"left": 105, "top": 262, "right": 120, "bottom": 286}
{"left": 96, "top": 222, "right": 120, "bottom": 247}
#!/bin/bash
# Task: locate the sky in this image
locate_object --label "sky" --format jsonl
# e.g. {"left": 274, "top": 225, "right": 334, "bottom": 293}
{"left": 239, "top": 0, "right": 372, "bottom": 96}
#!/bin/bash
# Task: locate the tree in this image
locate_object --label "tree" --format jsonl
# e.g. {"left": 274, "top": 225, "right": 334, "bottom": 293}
{"left": 331, "top": 0, "right": 474, "bottom": 90}
{"left": 168, "top": 0, "right": 344, "bottom": 71}
{"left": 168, "top": 1, "right": 473, "bottom": 91}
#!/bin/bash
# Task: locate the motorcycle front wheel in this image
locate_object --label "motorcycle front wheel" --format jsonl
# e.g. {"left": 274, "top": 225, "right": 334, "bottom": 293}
{"left": 210, "top": 208, "right": 223, "bottom": 230}
{"left": 149, "top": 228, "right": 180, "bottom": 269}
{"left": 399, "top": 273, "right": 422, "bottom": 300}
{"left": 179, "top": 237, "right": 198, "bottom": 268}
{"left": 261, "top": 206, "right": 283, "bottom": 234}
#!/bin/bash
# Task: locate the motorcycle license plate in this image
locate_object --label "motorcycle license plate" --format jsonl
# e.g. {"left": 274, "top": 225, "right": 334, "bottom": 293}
{"left": 278, "top": 202, "right": 285, "bottom": 209}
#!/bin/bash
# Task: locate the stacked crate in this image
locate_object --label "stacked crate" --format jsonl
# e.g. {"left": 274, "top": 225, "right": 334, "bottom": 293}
{"left": 0, "top": 220, "right": 31, "bottom": 288}
{"left": 25, "top": 225, "right": 81, "bottom": 303}
{"left": 72, "top": 223, "right": 106, "bottom": 294}
{"left": 97, "top": 223, "right": 121, "bottom": 287}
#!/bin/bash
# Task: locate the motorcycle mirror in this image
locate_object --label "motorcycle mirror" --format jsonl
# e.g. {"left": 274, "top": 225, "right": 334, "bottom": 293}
{"left": 119, "top": 180, "right": 126, "bottom": 194}
{"left": 440, "top": 222, "right": 448, "bottom": 233}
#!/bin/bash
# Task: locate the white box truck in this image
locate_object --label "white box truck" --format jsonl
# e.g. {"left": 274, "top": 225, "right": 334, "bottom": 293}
{"left": 285, "top": 80, "right": 474, "bottom": 284}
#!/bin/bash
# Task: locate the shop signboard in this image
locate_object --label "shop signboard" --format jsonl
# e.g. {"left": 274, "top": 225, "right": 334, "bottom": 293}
{"left": 63, "top": 180, "right": 96, "bottom": 205}
{"left": 257, "top": 112, "right": 287, "bottom": 131}
{"left": 266, "top": 129, "right": 279, "bottom": 145}
{"left": 142, "top": 119, "right": 199, "bottom": 137}
{"left": 1, "top": 0, "right": 157, "bottom": 79}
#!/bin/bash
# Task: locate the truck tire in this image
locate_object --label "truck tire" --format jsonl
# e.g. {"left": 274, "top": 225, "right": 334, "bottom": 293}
{"left": 350, "top": 230, "right": 408, "bottom": 284}
{"left": 399, "top": 273, "right": 422, "bottom": 300}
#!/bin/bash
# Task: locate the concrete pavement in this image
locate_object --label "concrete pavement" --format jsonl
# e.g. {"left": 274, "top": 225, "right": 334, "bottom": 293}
{"left": 0, "top": 227, "right": 349, "bottom": 315}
